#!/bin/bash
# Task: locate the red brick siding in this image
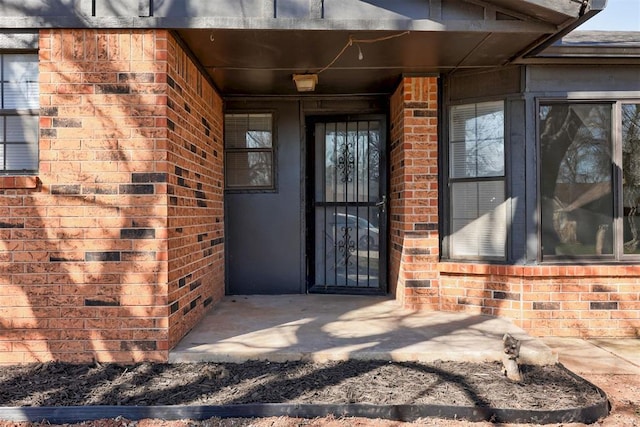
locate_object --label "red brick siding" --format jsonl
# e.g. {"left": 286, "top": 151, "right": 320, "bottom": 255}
{"left": 165, "top": 36, "right": 224, "bottom": 349}
{"left": 389, "top": 77, "right": 439, "bottom": 309}
{"left": 391, "top": 77, "right": 639, "bottom": 337}
{"left": 0, "top": 29, "right": 224, "bottom": 364}
{"left": 439, "top": 264, "right": 640, "bottom": 338}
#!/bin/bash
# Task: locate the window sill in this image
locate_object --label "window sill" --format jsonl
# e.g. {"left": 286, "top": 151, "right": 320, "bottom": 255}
{"left": 0, "top": 176, "right": 40, "bottom": 190}
{"left": 438, "top": 261, "right": 640, "bottom": 277}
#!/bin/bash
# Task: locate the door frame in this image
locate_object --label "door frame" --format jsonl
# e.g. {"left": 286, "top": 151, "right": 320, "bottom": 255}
{"left": 304, "top": 114, "right": 389, "bottom": 295}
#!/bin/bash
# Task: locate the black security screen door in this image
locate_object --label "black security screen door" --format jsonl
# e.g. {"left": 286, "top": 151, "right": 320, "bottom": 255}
{"left": 308, "top": 117, "right": 387, "bottom": 293}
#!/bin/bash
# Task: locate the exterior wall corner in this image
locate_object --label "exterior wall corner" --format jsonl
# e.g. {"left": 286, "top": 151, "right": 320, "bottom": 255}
{"left": 0, "top": 29, "right": 224, "bottom": 364}
{"left": 389, "top": 76, "right": 440, "bottom": 310}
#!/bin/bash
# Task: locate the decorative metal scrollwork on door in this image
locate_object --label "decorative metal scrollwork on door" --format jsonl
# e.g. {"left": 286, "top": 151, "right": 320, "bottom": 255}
{"left": 313, "top": 119, "right": 384, "bottom": 290}
{"left": 337, "top": 138, "right": 356, "bottom": 183}
{"left": 336, "top": 225, "right": 356, "bottom": 267}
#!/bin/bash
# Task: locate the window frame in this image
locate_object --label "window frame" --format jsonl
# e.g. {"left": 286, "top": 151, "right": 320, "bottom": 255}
{"left": 445, "top": 99, "right": 508, "bottom": 261}
{"left": 536, "top": 98, "right": 640, "bottom": 262}
{"left": 620, "top": 101, "right": 640, "bottom": 260}
{"left": 0, "top": 52, "right": 39, "bottom": 175}
{"left": 223, "top": 111, "right": 277, "bottom": 192}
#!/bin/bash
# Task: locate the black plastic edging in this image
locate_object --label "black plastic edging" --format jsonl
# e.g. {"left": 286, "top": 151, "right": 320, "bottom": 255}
{"left": 0, "top": 397, "right": 610, "bottom": 425}
{"left": 0, "top": 364, "right": 610, "bottom": 425}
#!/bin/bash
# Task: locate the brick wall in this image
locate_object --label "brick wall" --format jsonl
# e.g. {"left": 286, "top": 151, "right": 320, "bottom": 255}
{"left": 0, "top": 29, "right": 224, "bottom": 364}
{"left": 439, "top": 264, "right": 640, "bottom": 338}
{"left": 389, "top": 77, "right": 440, "bottom": 309}
{"left": 389, "top": 76, "right": 639, "bottom": 338}
{"left": 165, "top": 36, "right": 224, "bottom": 349}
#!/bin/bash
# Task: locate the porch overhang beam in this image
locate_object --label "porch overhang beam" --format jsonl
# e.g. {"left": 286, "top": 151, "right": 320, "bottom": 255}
{"left": 0, "top": 17, "right": 559, "bottom": 33}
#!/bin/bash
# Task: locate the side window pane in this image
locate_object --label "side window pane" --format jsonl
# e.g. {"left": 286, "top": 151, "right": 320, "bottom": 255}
{"left": 2, "top": 54, "right": 39, "bottom": 110}
{"left": 448, "top": 100, "right": 505, "bottom": 259}
{"left": 539, "top": 103, "right": 613, "bottom": 257}
{"left": 451, "top": 181, "right": 506, "bottom": 258}
{"left": 6, "top": 115, "right": 38, "bottom": 142}
{"left": 1, "top": 53, "right": 39, "bottom": 174}
{"left": 623, "top": 103, "right": 640, "bottom": 254}
{"left": 225, "top": 114, "right": 272, "bottom": 149}
{"left": 224, "top": 113, "right": 275, "bottom": 190}
{"left": 6, "top": 144, "right": 37, "bottom": 171}
{"left": 3, "top": 82, "right": 39, "bottom": 110}
{"left": 450, "top": 101, "right": 504, "bottom": 179}
{"left": 226, "top": 152, "right": 273, "bottom": 188}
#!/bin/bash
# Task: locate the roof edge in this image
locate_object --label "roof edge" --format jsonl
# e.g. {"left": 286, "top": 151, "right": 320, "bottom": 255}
{"left": 516, "top": 0, "right": 609, "bottom": 60}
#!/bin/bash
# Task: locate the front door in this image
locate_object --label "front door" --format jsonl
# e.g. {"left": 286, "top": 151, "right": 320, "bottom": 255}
{"left": 308, "top": 117, "right": 387, "bottom": 293}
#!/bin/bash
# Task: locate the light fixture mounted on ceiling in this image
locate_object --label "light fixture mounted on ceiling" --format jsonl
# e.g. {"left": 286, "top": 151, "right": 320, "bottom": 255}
{"left": 291, "top": 31, "right": 410, "bottom": 92}
{"left": 292, "top": 73, "right": 318, "bottom": 92}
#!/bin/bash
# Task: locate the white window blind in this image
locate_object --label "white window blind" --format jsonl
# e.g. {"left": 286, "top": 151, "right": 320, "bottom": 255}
{"left": 450, "top": 101, "right": 504, "bottom": 179}
{"left": 2, "top": 54, "right": 39, "bottom": 110}
{"left": 449, "top": 101, "right": 506, "bottom": 259}
{"left": 1, "top": 53, "right": 39, "bottom": 174}
{"left": 450, "top": 181, "right": 507, "bottom": 258}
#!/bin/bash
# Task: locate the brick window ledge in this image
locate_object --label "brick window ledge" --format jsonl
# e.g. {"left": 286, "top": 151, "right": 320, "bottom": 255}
{"left": 438, "top": 261, "right": 640, "bottom": 277}
{"left": 0, "top": 176, "right": 40, "bottom": 190}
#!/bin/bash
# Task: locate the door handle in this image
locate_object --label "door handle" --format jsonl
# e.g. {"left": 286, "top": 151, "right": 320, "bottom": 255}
{"left": 376, "top": 195, "right": 387, "bottom": 213}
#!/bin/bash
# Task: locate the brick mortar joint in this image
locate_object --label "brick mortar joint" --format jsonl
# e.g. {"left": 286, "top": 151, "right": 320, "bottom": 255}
{"left": 438, "top": 262, "right": 640, "bottom": 279}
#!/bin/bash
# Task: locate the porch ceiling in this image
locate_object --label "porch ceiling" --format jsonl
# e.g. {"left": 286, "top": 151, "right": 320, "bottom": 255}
{"left": 0, "top": 0, "right": 605, "bottom": 96}
{"left": 176, "top": 0, "right": 606, "bottom": 96}
{"left": 171, "top": 0, "right": 606, "bottom": 96}
{"left": 176, "top": 28, "right": 546, "bottom": 96}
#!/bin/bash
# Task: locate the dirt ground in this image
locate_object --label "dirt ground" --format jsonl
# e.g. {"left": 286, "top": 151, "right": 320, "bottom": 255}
{"left": 0, "top": 359, "right": 633, "bottom": 426}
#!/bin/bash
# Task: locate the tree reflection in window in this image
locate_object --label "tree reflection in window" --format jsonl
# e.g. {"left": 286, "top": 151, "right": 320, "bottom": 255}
{"left": 623, "top": 104, "right": 640, "bottom": 254}
{"left": 448, "top": 101, "right": 506, "bottom": 259}
{"left": 539, "top": 104, "right": 613, "bottom": 257}
{"left": 225, "top": 113, "right": 274, "bottom": 189}
{"left": 450, "top": 102, "right": 504, "bottom": 179}
{"left": 323, "top": 121, "right": 380, "bottom": 203}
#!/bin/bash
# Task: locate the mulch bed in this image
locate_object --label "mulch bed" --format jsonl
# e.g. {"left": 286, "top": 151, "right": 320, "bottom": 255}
{"left": 0, "top": 360, "right": 604, "bottom": 411}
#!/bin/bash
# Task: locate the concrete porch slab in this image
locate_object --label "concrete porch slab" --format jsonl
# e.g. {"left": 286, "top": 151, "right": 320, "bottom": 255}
{"left": 169, "top": 295, "right": 557, "bottom": 365}
{"left": 543, "top": 337, "right": 640, "bottom": 375}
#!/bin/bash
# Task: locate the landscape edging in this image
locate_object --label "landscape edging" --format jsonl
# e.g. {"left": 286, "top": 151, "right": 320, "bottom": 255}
{"left": 0, "top": 398, "right": 610, "bottom": 425}
{"left": 0, "top": 364, "right": 610, "bottom": 425}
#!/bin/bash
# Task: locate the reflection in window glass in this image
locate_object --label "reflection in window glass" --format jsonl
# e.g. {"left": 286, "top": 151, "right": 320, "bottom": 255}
{"left": 451, "top": 181, "right": 506, "bottom": 258}
{"left": 623, "top": 104, "right": 640, "bottom": 254}
{"left": 224, "top": 113, "right": 274, "bottom": 190}
{"left": 448, "top": 100, "right": 506, "bottom": 259}
{"left": 225, "top": 114, "right": 271, "bottom": 149}
{"left": 539, "top": 103, "right": 613, "bottom": 257}
{"left": 2, "top": 54, "right": 39, "bottom": 110}
{"left": 450, "top": 101, "right": 504, "bottom": 179}
{"left": 322, "top": 121, "right": 380, "bottom": 203}
{"left": 225, "top": 152, "right": 273, "bottom": 188}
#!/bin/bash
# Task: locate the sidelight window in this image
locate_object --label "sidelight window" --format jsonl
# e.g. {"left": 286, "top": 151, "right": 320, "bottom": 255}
{"left": 448, "top": 100, "right": 506, "bottom": 259}
{"left": 0, "top": 53, "right": 39, "bottom": 174}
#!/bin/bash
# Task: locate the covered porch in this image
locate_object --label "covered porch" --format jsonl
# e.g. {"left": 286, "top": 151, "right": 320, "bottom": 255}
{"left": 169, "top": 294, "right": 556, "bottom": 364}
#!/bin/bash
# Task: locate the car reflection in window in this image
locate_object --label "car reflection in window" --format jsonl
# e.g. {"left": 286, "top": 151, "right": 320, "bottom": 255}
{"left": 329, "top": 213, "right": 379, "bottom": 249}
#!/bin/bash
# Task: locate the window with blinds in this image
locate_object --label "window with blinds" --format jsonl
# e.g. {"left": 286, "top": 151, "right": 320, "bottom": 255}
{"left": 224, "top": 113, "right": 275, "bottom": 190}
{"left": 448, "top": 101, "right": 506, "bottom": 259}
{"left": 1, "top": 54, "right": 39, "bottom": 174}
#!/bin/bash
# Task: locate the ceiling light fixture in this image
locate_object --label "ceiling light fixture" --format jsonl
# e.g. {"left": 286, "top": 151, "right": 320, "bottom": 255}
{"left": 291, "top": 31, "right": 409, "bottom": 92}
{"left": 292, "top": 73, "right": 318, "bottom": 92}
